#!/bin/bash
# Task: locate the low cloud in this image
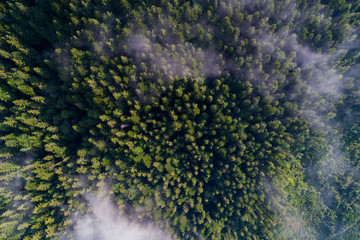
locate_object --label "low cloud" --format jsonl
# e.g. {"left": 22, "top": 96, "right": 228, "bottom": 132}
{"left": 126, "top": 34, "right": 222, "bottom": 80}
{"left": 261, "top": 175, "right": 317, "bottom": 239}
{"left": 58, "top": 192, "right": 172, "bottom": 240}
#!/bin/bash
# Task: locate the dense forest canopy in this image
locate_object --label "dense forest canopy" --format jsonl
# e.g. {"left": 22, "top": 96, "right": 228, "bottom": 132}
{"left": 0, "top": 0, "right": 360, "bottom": 239}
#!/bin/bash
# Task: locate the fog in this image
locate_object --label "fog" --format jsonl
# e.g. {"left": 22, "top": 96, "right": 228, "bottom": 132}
{"left": 58, "top": 192, "right": 172, "bottom": 240}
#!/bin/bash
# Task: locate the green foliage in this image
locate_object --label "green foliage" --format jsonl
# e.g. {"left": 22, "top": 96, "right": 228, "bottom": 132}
{"left": 0, "top": 0, "right": 359, "bottom": 239}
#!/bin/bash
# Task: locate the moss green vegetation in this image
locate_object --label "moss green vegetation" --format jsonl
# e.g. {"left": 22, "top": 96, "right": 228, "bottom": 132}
{"left": 1, "top": 0, "right": 360, "bottom": 239}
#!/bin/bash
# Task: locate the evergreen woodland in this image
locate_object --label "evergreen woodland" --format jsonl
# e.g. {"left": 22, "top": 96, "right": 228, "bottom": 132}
{"left": 1, "top": 0, "right": 360, "bottom": 239}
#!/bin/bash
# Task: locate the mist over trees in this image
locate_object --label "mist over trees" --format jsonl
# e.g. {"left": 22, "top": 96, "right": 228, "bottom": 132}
{"left": 0, "top": 0, "right": 360, "bottom": 239}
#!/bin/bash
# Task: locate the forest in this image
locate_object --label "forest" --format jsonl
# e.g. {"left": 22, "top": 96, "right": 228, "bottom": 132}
{"left": 0, "top": 0, "right": 360, "bottom": 239}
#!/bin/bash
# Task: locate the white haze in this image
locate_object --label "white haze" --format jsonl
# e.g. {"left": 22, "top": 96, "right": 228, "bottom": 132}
{"left": 227, "top": 0, "right": 356, "bottom": 237}
{"left": 58, "top": 193, "right": 172, "bottom": 240}
{"left": 261, "top": 175, "right": 317, "bottom": 239}
{"left": 244, "top": 0, "right": 350, "bottom": 176}
{"left": 126, "top": 34, "right": 222, "bottom": 80}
